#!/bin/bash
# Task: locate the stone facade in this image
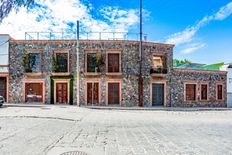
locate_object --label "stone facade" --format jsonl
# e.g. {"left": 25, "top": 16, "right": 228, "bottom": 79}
{"left": 8, "top": 40, "right": 227, "bottom": 107}
{"left": 9, "top": 40, "right": 77, "bottom": 104}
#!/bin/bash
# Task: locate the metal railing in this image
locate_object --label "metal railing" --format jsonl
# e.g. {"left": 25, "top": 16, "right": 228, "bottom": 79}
{"left": 150, "top": 68, "right": 168, "bottom": 74}
{"left": 25, "top": 31, "right": 148, "bottom": 41}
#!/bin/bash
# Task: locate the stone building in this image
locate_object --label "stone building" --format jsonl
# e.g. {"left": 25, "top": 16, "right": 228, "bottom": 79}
{"left": 7, "top": 37, "right": 227, "bottom": 107}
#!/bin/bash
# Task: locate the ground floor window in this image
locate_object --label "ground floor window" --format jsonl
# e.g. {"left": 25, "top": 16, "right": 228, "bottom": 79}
{"left": 108, "top": 83, "right": 120, "bottom": 104}
{"left": 0, "top": 77, "right": 7, "bottom": 101}
{"left": 25, "top": 83, "right": 43, "bottom": 102}
{"left": 201, "top": 84, "right": 208, "bottom": 100}
{"left": 217, "top": 84, "right": 223, "bottom": 100}
{"left": 185, "top": 84, "right": 196, "bottom": 101}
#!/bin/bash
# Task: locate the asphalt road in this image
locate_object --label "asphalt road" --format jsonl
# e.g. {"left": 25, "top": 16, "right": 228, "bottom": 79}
{"left": 0, "top": 105, "right": 232, "bottom": 155}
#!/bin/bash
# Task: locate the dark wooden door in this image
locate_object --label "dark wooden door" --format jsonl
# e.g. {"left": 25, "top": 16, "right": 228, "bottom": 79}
{"left": 152, "top": 84, "right": 164, "bottom": 106}
{"left": 87, "top": 83, "right": 99, "bottom": 105}
{"left": 108, "top": 83, "right": 120, "bottom": 104}
{"left": 56, "top": 83, "right": 68, "bottom": 104}
{"left": 0, "top": 77, "right": 6, "bottom": 101}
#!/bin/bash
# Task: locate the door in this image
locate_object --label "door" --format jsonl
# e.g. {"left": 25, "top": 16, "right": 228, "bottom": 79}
{"left": 108, "top": 83, "right": 120, "bottom": 104}
{"left": 152, "top": 83, "right": 164, "bottom": 106}
{"left": 56, "top": 83, "right": 68, "bottom": 104}
{"left": 25, "top": 83, "right": 43, "bottom": 102}
{"left": 0, "top": 77, "right": 6, "bottom": 101}
{"left": 87, "top": 82, "right": 99, "bottom": 105}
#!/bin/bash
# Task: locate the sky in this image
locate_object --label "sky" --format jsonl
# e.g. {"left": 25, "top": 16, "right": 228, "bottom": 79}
{"left": 0, "top": 0, "right": 232, "bottom": 64}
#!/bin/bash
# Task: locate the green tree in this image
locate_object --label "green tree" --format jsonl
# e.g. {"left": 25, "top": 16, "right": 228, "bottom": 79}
{"left": 173, "top": 59, "right": 191, "bottom": 67}
{"left": 0, "top": 0, "right": 34, "bottom": 23}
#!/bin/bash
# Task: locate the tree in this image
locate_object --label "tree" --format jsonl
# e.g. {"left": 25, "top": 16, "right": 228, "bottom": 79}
{"left": 0, "top": 0, "right": 34, "bottom": 23}
{"left": 173, "top": 59, "right": 191, "bottom": 67}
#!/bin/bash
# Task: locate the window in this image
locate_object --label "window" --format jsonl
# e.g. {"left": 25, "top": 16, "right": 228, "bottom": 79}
{"left": 108, "top": 53, "right": 119, "bottom": 72}
{"left": 87, "top": 53, "right": 99, "bottom": 72}
{"left": 186, "top": 84, "right": 196, "bottom": 101}
{"left": 201, "top": 84, "right": 208, "bottom": 100}
{"left": 217, "top": 84, "right": 223, "bottom": 100}
{"left": 55, "top": 53, "right": 68, "bottom": 72}
{"left": 25, "top": 83, "right": 43, "bottom": 102}
{"left": 28, "top": 53, "right": 41, "bottom": 72}
{"left": 153, "top": 56, "right": 163, "bottom": 68}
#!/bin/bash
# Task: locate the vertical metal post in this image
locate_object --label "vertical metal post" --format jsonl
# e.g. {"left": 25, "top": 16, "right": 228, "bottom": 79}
{"left": 25, "top": 32, "right": 27, "bottom": 40}
{"left": 76, "top": 20, "right": 80, "bottom": 106}
{"left": 138, "top": 0, "right": 143, "bottom": 107}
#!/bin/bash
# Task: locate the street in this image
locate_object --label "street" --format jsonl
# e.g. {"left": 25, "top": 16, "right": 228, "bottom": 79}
{"left": 0, "top": 105, "right": 232, "bottom": 155}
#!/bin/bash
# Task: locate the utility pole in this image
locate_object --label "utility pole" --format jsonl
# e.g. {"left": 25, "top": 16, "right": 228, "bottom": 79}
{"left": 138, "top": 0, "right": 143, "bottom": 107}
{"left": 76, "top": 20, "right": 80, "bottom": 106}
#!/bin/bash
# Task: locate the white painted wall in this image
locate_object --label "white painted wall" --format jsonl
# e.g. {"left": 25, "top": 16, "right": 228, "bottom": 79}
{"left": 220, "top": 65, "right": 232, "bottom": 107}
{"left": 0, "top": 35, "right": 10, "bottom": 72}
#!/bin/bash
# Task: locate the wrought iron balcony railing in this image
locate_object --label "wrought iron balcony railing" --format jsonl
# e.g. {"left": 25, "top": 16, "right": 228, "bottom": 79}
{"left": 150, "top": 68, "right": 168, "bottom": 74}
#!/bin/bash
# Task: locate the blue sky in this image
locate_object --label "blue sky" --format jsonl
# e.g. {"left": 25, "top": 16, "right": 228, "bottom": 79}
{"left": 0, "top": 0, "right": 232, "bottom": 64}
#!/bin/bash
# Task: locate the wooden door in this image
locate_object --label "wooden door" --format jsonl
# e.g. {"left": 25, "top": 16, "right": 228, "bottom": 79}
{"left": 108, "top": 83, "right": 120, "bottom": 104}
{"left": 152, "top": 84, "right": 164, "bottom": 106}
{"left": 56, "top": 83, "right": 68, "bottom": 104}
{"left": 87, "top": 83, "right": 99, "bottom": 105}
{"left": 0, "top": 77, "right": 6, "bottom": 101}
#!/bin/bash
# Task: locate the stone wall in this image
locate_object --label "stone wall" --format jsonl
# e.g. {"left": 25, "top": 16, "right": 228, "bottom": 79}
{"left": 170, "top": 69, "right": 227, "bottom": 107}
{"left": 9, "top": 41, "right": 77, "bottom": 104}
{"left": 78, "top": 40, "right": 173, "bottom": 106}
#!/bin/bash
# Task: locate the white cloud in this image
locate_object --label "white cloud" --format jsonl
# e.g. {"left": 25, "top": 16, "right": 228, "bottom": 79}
{"left": 0, "top": 0, "right": 142, "bottom": 39}
{"left": 179, "top": 42, "right": 206, "bottom": 54}
{"left": 166, "top": 2, "right": 232, "bottom": 46}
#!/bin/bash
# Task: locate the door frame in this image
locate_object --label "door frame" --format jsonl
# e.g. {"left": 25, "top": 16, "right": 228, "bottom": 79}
{"left": 23, "top": 79, "right": 45, "bottom": 103}
{"left": 84, "top": 78, "right": 101, "bottom": 105}
{"left": 106, "top": 79, "right": 122, "bottom": 106}
{"left": 54, "top": 79, "right": 70, "bottom": 104}
{"left": 150, "top": 80, "right": 167, "bottom": 106}
{"left": 0, "top": 74, "right": 9, "bottom": 102}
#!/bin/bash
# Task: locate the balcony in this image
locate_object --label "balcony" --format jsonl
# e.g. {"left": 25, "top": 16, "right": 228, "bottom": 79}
{"left": 150, "top": 68, "right": 168, "bottom": 78}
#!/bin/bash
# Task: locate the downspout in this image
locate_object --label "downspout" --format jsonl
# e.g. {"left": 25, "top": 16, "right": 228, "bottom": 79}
{"left": 76, "top": 21, "right": 80, "bottom": 106}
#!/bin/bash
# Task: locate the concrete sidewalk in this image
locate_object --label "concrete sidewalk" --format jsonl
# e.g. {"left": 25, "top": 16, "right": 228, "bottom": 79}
{"left": 4, "top": 103, "right": 232, "bottom": 111}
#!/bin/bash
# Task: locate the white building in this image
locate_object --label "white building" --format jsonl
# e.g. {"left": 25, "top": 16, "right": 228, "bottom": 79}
{"left": 0, "top": 34, "right": 10, "bottom": 102}
{"left": 220, "top": 64, "right": 232, "bottom": 107}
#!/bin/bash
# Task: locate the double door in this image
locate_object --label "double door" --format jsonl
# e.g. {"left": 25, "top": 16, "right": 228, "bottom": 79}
{"left": 56, "top": 83, "right": 68, "bottom": 104}
{"left": 87, "top": 82, "right": 99, "bottom": 105}
{"left": 0, "top": 77, "right": 6, "bottom": 101}
{"left": 152, "top": 83, "right": 164, "bottom": 106}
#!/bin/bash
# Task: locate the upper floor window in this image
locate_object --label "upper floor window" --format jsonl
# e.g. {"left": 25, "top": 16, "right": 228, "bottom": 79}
{"left": 87, "top": 53, "right": 99, "bottom": 72}
{"left": 53, "top": 52, "right": 68, "bottom": 73}
{"left": 153, "top": 56, "right": 163, "bottom": 68}
{"left": 185, "top": 84, "right": 196, "bottom": 101}
{"left": 23, "top": 53, "right": 41, "bottom": 73}
{"left": 201, "top": 84, "right": 208, "bottom": 100}
{"left": 108, "top": 53, "right": 120, "bottom": 72}
{"left": 217, "top": 84, "right": 223, "bottom": 100}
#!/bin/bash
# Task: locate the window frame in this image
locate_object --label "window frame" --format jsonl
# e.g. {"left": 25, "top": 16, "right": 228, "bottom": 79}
{"left": 216, "top": 83, "right": 224, "bottom": 101}
{"left": 106, "top": 50, "right": 122, "bottom": 74}
{"left": 25, "top": 50, "right": 42, "bottom": 73}
{"left": 184, "top": 82, "right": 198, "bottom": 102}
{"left": 53, "top": 50, "right": 70, "bottom": 74}
{"left": 200, "top": 82, "right": 209, "bottom": 101}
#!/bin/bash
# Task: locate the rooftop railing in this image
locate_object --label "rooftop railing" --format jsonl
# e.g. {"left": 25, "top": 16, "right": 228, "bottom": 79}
{"left": 25, "top": 31, "right": 148, "bottom": 41}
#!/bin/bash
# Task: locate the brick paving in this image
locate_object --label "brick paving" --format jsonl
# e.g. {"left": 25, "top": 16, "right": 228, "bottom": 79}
{"left": 0, "top": 105, "right": 232, "bottom": 155}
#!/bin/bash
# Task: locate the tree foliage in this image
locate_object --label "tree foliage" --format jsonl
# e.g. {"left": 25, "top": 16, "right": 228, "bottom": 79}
{"left": 0, "top": 0, "right": 34, "bottom": 23}
{"left": 173, "top": 59, "right": 192, "bottom": 67}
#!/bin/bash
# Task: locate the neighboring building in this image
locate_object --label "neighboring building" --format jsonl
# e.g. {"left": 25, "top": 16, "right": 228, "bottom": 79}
{"left": 220, "top": 64, "right": 232, "bottom": 107}
{"left": 0, "top": 34, "right": 10, "bottom": 102}
{"left": 7, "top": 35, "right": 227, "bottom": 107}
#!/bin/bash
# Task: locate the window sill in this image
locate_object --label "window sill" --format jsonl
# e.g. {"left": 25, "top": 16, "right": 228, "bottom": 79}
{"left": 51, "top": 72, "right": 70, "bottom": 76}
{"left": 24, "top": 72, "right": 42, "bottom": 76}
{"left": 150, "top": 73, "right": 167, "bottom": 78}
{"left": 106, "top": 72, "right": 123, "bottom": 76}
{"left": 84, "top": 72, "right": 101, "bottom": 76}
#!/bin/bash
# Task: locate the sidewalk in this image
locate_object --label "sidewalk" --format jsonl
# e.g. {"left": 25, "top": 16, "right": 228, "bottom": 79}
{"left": 4, "top": 103, "right": 231, "bottom": 111}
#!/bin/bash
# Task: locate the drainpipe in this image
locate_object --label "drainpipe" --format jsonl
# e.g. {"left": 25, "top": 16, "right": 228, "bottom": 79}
{"left": 138, "top": 0, "right": 143, "bottom": 107}
{"left": 76, "top": 20, "right": 80, "bottom": 106}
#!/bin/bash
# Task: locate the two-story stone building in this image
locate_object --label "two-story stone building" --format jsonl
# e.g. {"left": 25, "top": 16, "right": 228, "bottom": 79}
{"left": 8, "top": 37, "right": 227, "bottom": 107}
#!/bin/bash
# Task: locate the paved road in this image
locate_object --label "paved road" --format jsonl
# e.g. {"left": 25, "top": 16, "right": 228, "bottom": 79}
{"left": 0, "top": 105, "right": 232, "bottom": 155}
